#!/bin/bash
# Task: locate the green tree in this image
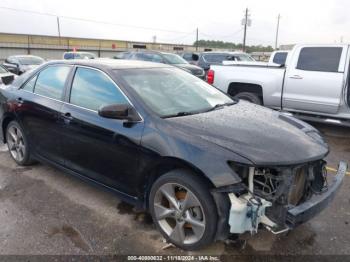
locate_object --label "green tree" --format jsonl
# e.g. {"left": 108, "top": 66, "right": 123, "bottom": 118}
{"left": 194, "top": 40, "right": 273, "bottom": 53}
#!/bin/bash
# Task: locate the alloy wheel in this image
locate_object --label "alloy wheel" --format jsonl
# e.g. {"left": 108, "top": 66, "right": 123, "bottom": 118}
{"left": 153, "top": 183, "right": 206, "bottom": 245}
{"left": 7, "top": 125, "right": 26, "bottom": 162}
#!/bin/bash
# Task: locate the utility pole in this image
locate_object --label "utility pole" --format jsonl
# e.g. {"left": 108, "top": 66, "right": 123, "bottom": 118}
{"left": 242, "top": 8, "right": 249, "bottom": 52}
{"left": 196, "top": 28, "right": 199, "bottom": 51}
{"left": 57, "top": 17, "right": 61, "bottom": 45}
{"left": 275, "top": 14, "right": 281, "bottom": 50}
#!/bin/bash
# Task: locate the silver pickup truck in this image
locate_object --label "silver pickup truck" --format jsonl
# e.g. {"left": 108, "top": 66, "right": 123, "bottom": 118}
{"left": 210, "top": 44, "right": 350, "bottom": 126}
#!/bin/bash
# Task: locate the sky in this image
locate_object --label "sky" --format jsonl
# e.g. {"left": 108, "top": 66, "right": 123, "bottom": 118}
{"left": 0, "top": 0, "right": 349, "bottom": 47}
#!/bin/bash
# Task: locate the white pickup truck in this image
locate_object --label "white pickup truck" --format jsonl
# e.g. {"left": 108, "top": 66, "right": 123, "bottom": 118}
{"left": 209, "top": 44, "right": 350, "bottom": 126}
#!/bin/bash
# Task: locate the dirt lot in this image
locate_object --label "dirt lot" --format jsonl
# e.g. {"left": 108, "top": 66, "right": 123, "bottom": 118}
{"left": 0, "top": 123, "right": 349, "bottom": 257}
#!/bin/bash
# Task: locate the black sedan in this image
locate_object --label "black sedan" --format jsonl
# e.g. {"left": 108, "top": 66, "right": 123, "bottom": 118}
{"left": 0, "top": 60, "right": 345, "bottom": 250}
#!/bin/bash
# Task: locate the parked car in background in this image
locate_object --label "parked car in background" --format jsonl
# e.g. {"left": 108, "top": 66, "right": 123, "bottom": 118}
{"left": 0, "top": 59, "right": 345, "bottom": 250}
{"left": 209, "top": 44, "right": 350, "bottom": 126}
{"left": 3, "top": 55, "right": 45, "bottom": 75}
{"left": 115, "top": 51, "right": 205, "bottom": 79}
{"left": 222, "top": 51, "right": 290, "bottom": 67}
{"left": 180, "top": 51, "right": 256, "bottom": 71}
{"left": 180, "top": 52, "right": 200, "bottom": 65}
{"left": 63, "top": 51, "right": 96, "bottom": 60}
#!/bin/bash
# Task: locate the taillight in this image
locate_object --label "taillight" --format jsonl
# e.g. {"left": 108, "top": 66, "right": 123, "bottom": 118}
{"left": 207, "top": 69, "right": 214, "bottom": 85}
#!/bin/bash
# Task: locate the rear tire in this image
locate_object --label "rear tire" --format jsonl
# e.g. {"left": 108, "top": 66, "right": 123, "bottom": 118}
{"left": 234, "top": 92, "right": 262, "bottom": 105}
{"left": 149, "top": 169, "right": 217, "bottom": 250}
{"left": 6, "top": 121, "right": 34, "bottom": 166}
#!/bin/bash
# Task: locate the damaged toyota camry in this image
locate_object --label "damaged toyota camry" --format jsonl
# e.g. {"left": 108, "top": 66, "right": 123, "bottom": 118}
{"left": 0, "top": 60, "right": 347, "bottom": 250}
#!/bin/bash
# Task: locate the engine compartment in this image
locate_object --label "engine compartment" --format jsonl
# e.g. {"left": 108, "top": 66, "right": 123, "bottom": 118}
{"left": 228, "top": 160, "right": 328, "bottom": 233}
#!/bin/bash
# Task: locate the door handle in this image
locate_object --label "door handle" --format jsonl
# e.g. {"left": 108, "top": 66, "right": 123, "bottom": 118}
{"left": 289, "top": 75, "right": 303, "bottom": 79}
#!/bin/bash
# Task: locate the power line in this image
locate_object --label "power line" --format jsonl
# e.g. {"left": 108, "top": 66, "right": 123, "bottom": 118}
{"left": 199, "top": 29, "right": 243, "bottom": 39}
{"left": 157, "top": 30, "right": 196, "bottom": 42}
{"left": 0, "top": 6, "right": 192, "bottom": 35}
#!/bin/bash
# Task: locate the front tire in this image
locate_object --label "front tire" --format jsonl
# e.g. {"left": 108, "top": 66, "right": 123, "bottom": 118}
{"left": 149, "top": 169, "right": 217, "bottom": 250}
{"left": 6, "top": 121, "right": 34, "bottom": 165}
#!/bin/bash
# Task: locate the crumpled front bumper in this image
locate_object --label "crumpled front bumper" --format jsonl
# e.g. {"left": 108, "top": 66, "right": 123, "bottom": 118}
{"left": 286, "top": 161, "right": 347, "bottom": 227}
{"left": 226, "top": 161, "right": 347, "bottom": 235}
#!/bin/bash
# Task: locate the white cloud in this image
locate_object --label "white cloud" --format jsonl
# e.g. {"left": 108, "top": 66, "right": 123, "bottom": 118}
{"left": 0, "top": 0, "right": 348, "bottom": 46}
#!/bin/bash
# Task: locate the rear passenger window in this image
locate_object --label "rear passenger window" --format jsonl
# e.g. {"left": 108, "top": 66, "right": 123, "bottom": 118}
{"left": 64, "top": 53, "right": 74, "bottom": 59}
{"left": 296, "top": 47, "right": 342, "bottom": 72}
{"left": 134, "top": 53, "right": 163, "bottom": 63}
{"left": 22, "top": 75, "right": 37, "bottom": 92}
{"left": 183, "top": 53, "right": 193, "bottom": 60}
{"left": 203, "top": 54, "right": 230, "bottom": 63}
{"left": 70, "top": 68, "right": 129, "bottom": 111}
{"left": 34, "top": 66, "right": 71, "bottom": 100}
{"left": 273, "top": 52, "right": 288, "bottom": 65}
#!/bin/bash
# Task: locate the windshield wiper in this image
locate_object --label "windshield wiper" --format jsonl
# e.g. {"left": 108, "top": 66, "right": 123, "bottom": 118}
{"left": 205, "top": 101, "right": 237, "bottom": 112}
{"left": 162, "top": 102, "right": 237, "bottom": 118}
{"left": 162, "top": 111, "right": 196, "bottom": 119}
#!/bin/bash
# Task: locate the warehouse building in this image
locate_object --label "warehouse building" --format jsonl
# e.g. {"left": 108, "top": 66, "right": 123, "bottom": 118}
{"left": 0, "top": 33, "right": 222, "bottom": 61}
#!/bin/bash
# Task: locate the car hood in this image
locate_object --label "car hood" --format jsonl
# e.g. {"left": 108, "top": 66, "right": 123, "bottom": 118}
{"left": 174, "top": 64, "right": 204, "bottom": 75}
{"left": 166, "top": 101, "right": 328, "bottom": 166}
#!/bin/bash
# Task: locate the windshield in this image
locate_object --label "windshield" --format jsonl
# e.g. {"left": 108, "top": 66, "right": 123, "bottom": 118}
{"left": 77, "top": 53, "right": 96, "bottom": 59}
{"left": 18, "top": 56, "right": 44, "bottom": 65}
{"left": 162, "top": 53, "right": 188, "bottom": 64}
{"left": 117, "top": 68, "right": 233, "bottom": 117}
{"left": 235, "top": 54, "right": 255, "bottom": 61}
{"left": 0, "top": 65, "right": 8, "bottom": 74}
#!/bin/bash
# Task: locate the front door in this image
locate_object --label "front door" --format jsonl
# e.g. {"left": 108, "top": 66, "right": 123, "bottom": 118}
{"left": 283, "top": 45, "right": 348, "bottom": 114}
{"left": 60, "top": 67, "right": 144, "bottom": 196}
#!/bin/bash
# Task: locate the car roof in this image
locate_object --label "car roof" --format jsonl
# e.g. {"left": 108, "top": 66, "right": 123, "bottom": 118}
{"left": 64, "top": 51, "right": 95, "bottom": 54}
{"left": 10, "top": 55, "right": 42, "bottom": 58}
{"left": 201, "top": 51, "right": 246, "bottom": 55}
{"left": 45, "top": 59, "right": 172, "bottom": 70}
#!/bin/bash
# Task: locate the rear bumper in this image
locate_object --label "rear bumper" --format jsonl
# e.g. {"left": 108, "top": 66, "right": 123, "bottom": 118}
{"left": 286, "top": 161, "right": 347, "bottom": 227}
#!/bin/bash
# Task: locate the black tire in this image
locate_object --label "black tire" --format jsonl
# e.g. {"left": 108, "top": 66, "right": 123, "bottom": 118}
{"left": 234, "top": 92, "right": 262, "bottom": 105}
{"left": 149, "top": 169, "right": 217, "bottom": 250}
{"left": 5, "top": 120, "right": 34, "bottom": 166}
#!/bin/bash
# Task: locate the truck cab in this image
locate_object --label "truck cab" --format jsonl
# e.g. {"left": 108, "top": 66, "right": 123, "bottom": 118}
{"left": 210, "top": 44, "right": 350, "bottom": 126}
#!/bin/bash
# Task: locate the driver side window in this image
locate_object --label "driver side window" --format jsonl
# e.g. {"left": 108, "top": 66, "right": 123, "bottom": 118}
{"left": 70, "top": 67, "right": 129, "bottom": 111}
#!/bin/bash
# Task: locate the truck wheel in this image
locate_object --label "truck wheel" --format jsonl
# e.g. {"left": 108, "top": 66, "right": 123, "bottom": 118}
{"left": 149, "top": 169, "right": 218, "bottom": 250}
{"left": 234, "top": 92, "right": 262, "bottom": 105}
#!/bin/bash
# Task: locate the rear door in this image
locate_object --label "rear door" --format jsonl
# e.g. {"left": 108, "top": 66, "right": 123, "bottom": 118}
{"left": 16, "top": 65, "right": 72, "bottom": 164}
{"left": 283, "top": 45, "right": 348, "bottom": 114}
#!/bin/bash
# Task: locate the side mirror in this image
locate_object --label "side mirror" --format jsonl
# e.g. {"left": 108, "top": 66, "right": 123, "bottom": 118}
{"left": 1, "top": 75, "right": 15, "bottom": 85}
{"left": 98, "top": 104, "right": 141, "bottom": 122}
